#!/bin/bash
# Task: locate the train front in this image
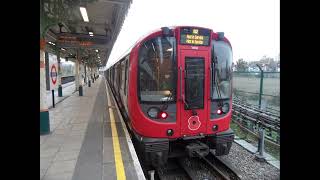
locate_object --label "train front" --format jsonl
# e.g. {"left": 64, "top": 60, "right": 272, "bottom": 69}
{"left": 129, "top": 26, "right": 234, "bottom": 166}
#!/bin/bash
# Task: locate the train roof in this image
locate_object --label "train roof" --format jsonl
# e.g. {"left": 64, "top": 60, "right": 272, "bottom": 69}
{"left": 107, "top": 26, "right": 232, "bottom": 69}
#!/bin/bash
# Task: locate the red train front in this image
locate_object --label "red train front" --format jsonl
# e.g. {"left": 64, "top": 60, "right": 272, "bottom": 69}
{"left": 106, "top": 26, "right": 234, "bottom": 167}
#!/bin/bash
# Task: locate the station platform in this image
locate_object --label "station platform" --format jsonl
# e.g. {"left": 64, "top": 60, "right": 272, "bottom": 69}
{"left": 46, "top": 81, "right": 76, "bottom": 109}
{"left": 40, "top": 76, "right": 145, "bottom": 180}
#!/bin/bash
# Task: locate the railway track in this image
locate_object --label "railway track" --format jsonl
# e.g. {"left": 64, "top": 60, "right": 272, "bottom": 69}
{"left": 155, "top": 151, "right": 242, "bottom": 180}
{"left": 156, "top": 159, "right": 191, "bottom": 180}
{"left": 232, "top": 98, "right": 280, "bottom": 119}
{"left": 200, "top": 151, "right": 242, "bottom": 180}
{"left": 232, "top": 98, "right": 280, "bottom": 145}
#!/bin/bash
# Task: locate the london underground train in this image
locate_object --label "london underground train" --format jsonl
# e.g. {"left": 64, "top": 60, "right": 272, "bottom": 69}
{"left": 105, "top": 26, "right": 234, "bottom": 167}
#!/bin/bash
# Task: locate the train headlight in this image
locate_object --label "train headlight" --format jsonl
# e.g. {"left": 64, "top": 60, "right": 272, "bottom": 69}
{"left": 212, "top": 125, "right": 218, "bottom": 131}
{"left": 222, "top": 103, "right": 229, "bottom": 113}
{"left": 147, "top": 107, "right": 160, "bottom": 118}
{"left": 167, "top": 129, "right": 174, "bottom": 136}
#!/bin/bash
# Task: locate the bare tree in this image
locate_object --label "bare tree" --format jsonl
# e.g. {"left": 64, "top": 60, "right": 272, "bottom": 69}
{"left": 235, "top": 58, "right": 248, "bottom": 71}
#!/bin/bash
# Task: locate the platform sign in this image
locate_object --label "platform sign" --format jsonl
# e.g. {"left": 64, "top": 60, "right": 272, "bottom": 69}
{"left": 51, "top": 65, "right": 57, "bottom": 84}
{"left": 56, "top": 33, "right": 108, "bottom": 48}
{"left": 48, "top": 53, "right": 58, "bottom": 90}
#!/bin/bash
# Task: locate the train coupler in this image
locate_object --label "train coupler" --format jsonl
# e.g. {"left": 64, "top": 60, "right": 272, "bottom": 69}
{"left": 186, "top": 141, "right": 209, "bottom": 157}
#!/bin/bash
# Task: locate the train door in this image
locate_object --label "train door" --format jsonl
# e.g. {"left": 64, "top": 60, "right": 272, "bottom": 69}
{"left": 179, "top": 50, "right": 210, "bottom": 136}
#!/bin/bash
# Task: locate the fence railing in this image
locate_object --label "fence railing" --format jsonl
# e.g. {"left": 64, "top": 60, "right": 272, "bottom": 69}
{"left": 232, "top": 70, "right": 280, "bottom": 112}
{"left": 232, "top": 69, "right": 280, "bottom": 160}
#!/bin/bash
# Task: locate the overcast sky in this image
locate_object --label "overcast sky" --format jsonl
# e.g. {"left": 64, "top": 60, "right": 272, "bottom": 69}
{"left": 105, "top": 0, "right": 279, "bottom": 69}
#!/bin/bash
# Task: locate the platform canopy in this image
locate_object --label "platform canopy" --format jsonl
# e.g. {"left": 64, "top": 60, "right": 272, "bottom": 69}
{"left": 41, "top": 0, "right": 132, "bottom": 68}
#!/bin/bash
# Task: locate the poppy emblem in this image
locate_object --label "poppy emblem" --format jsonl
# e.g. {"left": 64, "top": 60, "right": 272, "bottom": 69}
{"left": 187, "top": 115, "right": 201, "bottom": 130}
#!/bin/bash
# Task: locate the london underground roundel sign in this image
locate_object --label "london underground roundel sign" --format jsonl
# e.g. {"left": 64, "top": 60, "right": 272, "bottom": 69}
{"left": 50, "top": 64, "right": 57, "bottom": 85}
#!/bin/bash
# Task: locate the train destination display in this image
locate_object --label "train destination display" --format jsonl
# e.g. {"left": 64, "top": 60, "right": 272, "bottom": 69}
{"left": 180, "top": 27, "right": 210, "bottom": 46}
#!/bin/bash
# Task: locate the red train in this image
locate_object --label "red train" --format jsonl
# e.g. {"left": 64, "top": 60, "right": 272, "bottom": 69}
{"left": 106, "top": 26, "right": 234, "bottom": 167}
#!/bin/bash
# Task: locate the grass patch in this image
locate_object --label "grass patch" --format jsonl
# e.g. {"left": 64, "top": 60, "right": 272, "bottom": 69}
{"left": 231, "top": 121, "right": 280, "bottom": 160}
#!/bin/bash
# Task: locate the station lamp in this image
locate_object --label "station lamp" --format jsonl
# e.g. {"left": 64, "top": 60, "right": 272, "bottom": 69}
{"left": 80, "top": 7, "right": 89, "bottom": 22}
{"left": 48, "top": 41, "right": 55, "bottom": 46}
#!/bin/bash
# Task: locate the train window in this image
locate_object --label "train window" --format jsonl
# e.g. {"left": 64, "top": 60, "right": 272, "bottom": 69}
{"left": 138, "top": 36, "right": 176, "bottom": 102}
{"left": 117, "top": 63, "right": 121, "bottom": 90}
{"left": 124, "top": 58, "right": 128, "bottom": 95}
{"left": 111, "top": 68, "right": 113, "bottom": 83}
{"left": 115, "top": 66, "right": 117, "bottom": 88}
{"left": 110, "top": 68, "right": 114, "bottom": 84}
{"left": 185, "top": 57, "right": 205, "bottom": 109}
{"left": 115, "top": 64, "right": 118, "bottom": 88}
{"left": 211, "top": 40, "right": 232, "bottom": 100}
{"left": 121, "top": 60, "right": 125, "bottom": 91}
{"left": 112, "top": 67, "right": 115, "bottom": 86}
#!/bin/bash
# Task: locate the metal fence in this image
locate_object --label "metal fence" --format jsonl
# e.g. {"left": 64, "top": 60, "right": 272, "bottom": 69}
{"left": 232, "top": 71, "right": 280, "bottom": 114}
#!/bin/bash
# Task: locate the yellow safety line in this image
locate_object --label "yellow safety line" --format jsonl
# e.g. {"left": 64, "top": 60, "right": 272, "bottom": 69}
{"left": 106, "top": 86, "right": 126, "bottom": 180}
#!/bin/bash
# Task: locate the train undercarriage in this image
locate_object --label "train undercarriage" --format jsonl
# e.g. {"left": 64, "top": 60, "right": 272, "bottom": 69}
{"left": 133, "top": 128, "right": 234, "bottom": 167}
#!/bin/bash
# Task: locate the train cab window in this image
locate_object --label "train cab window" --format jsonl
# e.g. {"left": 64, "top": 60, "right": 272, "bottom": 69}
{"left": 138, "top": 36, "right": 176, "bottom": 102}
{"left": 211, "top": 40, "right": 232, "bottom": 100}
{"left": 210, "top": 40, "right": 233, "bottom": 118}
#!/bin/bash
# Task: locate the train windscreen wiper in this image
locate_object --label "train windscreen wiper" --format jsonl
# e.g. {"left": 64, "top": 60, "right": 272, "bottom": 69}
{"left": 211, "top": 50, "right": 223, "bottom": 107}
{"left": 214, "top": 70, "right": 224, "bottom": 107}
{"left": 160, "top": 37, "right": 176, "bottom": 111}
{"left": 160, "top": 89, "right": 174, "bottom": 110}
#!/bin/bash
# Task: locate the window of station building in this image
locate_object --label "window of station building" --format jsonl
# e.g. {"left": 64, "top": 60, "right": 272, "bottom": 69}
{"left": 138, "top": 36, "right": 176, "bottom": 102}
{"left": 211, "top": 40, "right": 233, "bottom": 99}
